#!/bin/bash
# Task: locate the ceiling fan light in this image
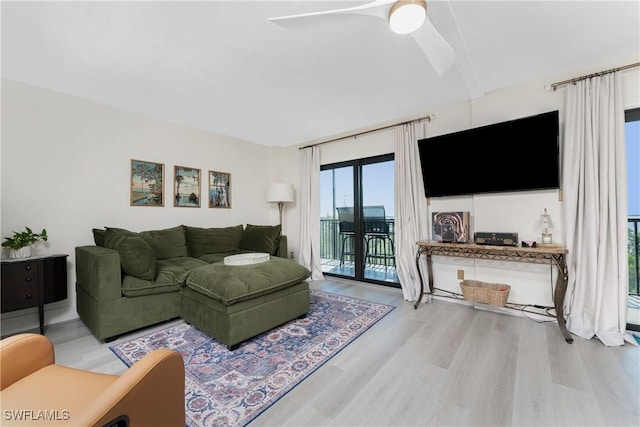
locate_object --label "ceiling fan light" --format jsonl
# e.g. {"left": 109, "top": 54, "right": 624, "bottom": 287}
{"left": 389, "top": 0, "right": 427, "bottom": 35}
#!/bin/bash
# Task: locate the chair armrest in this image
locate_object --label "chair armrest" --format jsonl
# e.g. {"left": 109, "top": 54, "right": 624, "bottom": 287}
{"left": 276, "top": 235, "right": 288, "bottom": 258}
{"left": 75, "top": 245, "right": 123, "bottom": 301}
{"left": 0, "top": 334, "right": 54, "bottom": 390}
{"left": 75, "top": 349, "right": 185, "bottom": 427}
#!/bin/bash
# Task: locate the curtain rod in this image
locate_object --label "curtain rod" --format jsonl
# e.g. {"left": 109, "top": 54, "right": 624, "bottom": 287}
{"left": 298, "top": 113, "right": 434, "bottom": 150}
{"left": 548, "top": 62, "right": 640, "bottom": 91}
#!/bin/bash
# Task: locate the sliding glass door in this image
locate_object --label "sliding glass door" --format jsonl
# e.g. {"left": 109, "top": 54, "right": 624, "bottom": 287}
{"left": 319, "top": 154, "right": 398, "bottom": 286}
{"left": 320, "top": 165, "right": 356, "bottom": 279}
{"left": 626, "top": 108, "right": 639, "bottom": 331}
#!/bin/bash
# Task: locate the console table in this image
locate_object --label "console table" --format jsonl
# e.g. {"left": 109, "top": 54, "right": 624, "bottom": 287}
{"left": 414, "top": 241, "right": 572, "bottom": 343}
{"left": 1, "top": 254, "right": 68, "bottom": 334}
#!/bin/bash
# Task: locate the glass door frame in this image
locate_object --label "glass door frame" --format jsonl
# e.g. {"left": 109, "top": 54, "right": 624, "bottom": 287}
{"left": 321, "top": 153, "right": 399, "bottom": 288}
{"left": 626, "top": 107, "right": 640, "bottom": 332}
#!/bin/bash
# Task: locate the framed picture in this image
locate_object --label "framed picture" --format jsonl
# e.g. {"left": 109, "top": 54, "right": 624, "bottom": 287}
{"left": 432, "top": 211, "right": 470, "bottom": 243}
{"left": 208, "top": 171, "right": 231, "bottom": 208}
{"left": 130, "top": 159, "right": 164, "bottom": 207}
{"left": 174, "top": 166, "right": 201, "bottom": 207}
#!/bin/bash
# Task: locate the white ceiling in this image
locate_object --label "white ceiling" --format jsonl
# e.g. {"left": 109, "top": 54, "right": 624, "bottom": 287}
{"left": 2, "top": 1, "right": 639, "bottom": 147}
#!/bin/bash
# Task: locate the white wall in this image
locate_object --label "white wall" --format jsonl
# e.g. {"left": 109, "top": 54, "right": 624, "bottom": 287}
{"left": 3, "top": 62, "right": 638, "bottom": 334}
{"left": 1, "top": 80, "right": 278, "bottom": 335}
{"left": 278, "top": 63, "right": 640, "bottom": 310}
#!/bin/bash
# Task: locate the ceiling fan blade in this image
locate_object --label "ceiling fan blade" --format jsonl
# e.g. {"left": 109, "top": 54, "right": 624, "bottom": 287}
{"left": 270, "top": 1, "right": 456, "bottom": 76}
{"left": 268, "top": 0, "right": 394, "bottom": 29}
{"left": 410, "top": 16, "right": 456, "bottom": 76}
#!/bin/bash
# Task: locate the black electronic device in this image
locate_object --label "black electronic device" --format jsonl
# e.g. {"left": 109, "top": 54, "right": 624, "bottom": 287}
{"left": 474, "top": 232, "right": 519, "bottom": 247}
{"left": 417, "top": 110, "right": 559, "bottom": 197}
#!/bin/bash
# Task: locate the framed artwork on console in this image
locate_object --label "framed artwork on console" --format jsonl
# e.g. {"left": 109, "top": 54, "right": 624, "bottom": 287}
{"left": 209, "top": 171, "right": 231, "bottom": 208}
{"left": 432, "top": 211, "right": 470, "bottom": 243}
{"left": 174, "top": 166, "right": 201, "bottom": 207}
{"left": 130, "top": 159, "right": 164, "bottom": 207}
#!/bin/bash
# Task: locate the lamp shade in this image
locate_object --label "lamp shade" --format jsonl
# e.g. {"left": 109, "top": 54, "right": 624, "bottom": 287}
{"left": 389, "top": 0, "right": 426, "bottom": 35}
{"left": 267, "top": 183, "right": 294, "bottom": 203}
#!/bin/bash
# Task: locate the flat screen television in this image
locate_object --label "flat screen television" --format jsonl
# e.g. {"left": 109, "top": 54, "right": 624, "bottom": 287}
{"left": 418, "top": 110, "right": 560, "bottom": 197}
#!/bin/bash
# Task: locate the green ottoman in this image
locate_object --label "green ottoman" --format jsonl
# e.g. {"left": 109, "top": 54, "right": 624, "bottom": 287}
{"left": 181, "top": 256, "right": 311, "bottom": 350}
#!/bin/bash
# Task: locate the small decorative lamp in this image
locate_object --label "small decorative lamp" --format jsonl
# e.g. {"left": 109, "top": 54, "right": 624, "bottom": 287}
{"left": 267, "top": 183, "right": 295, "bottom": 227}
{"left": 541, "top": 208, "right": 553, "bottom": 244}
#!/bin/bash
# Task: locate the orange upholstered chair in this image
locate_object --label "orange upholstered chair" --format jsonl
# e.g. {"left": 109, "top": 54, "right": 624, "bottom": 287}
{"left": 0, "top": 333, "right": 185, "bottom": 426}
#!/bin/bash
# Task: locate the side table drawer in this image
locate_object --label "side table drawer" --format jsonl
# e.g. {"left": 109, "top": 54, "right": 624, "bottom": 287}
{"left": 2, "top": 283, "right": 38, "bottom": 311}
{"left": 1, "top": 261, "right": 40, "bottom": 312}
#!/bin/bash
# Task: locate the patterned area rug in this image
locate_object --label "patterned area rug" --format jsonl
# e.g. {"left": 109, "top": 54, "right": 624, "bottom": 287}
{"left": 110, "top": 289, "right": 395, "bottom": 426}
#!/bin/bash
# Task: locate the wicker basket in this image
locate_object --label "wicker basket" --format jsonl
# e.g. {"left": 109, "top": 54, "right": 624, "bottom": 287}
{"left": 460, "top": 280, "right": 511, "bottom": 307}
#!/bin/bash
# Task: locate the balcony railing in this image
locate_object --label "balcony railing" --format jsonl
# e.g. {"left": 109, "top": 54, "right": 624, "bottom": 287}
{"left": 320, "top": 218, "right": 395, "bottom": 265}
{"left": 320, "top": 217, "right": 639, "bottom": 296}
{"left": 630, "top": 217, "right": 639, "bottom": 296}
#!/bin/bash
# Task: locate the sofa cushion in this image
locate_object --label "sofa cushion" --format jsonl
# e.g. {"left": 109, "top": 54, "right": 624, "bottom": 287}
{"left": 104, "top": 228, "right": 157, "bottom": 281}
{"left": 121, "top": 257, "right": 207, "bottom": 297}
{"left": 139, "top": 226, "right": 189, "bottom": 260}
{"left": 92, "top": 228, "right": 106, "bottom": 247}
{"left": 239, "top": 224, "right": 281, "bottom": 255}
{"left": 184, "top": 225, "right": 244, "bottom": 258}
{"left": 185, "top": 257, "right": 311, "bottom": 305}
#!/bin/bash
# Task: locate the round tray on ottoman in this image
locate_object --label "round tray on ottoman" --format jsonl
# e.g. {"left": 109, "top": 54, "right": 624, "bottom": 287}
{"left": 224, "top": 252, "right": 270, "bottom": 266}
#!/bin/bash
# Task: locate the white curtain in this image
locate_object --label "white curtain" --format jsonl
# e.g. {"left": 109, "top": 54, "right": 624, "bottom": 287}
{"left": 563, "top": 72, "right": 632, "bottom": 346}
{"left": 299, "top": 146, "right": 324, "bottom": 280}
{"left": 394, "top": 122, "right": 429, "bottom": 301}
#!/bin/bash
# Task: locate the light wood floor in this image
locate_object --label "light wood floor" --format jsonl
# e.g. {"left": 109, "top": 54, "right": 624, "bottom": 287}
{"left": 22, "top": 279, "right": 640, "bottom": 426}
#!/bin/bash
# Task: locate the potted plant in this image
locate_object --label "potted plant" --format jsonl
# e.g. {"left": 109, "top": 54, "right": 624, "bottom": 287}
{"left": 2, "top": 227, "right": 48, "bottom": 259}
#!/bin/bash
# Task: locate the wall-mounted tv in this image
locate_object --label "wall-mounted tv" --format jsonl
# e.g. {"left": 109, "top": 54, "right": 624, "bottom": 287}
{"left": 417, "top": 110, "right": 560, "bottom": 197}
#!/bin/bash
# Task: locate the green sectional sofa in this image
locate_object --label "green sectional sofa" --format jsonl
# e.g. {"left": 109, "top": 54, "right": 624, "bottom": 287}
{"left": 75, "top": 224, "right": 311, "bottom": 349}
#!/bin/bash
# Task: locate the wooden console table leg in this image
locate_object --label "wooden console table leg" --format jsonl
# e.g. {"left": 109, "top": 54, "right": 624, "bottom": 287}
{"left": 414, "top": 246, "right": 429, "bottom": 309}
{"left": 552, "top": 255, "right": 573, "bottom": 343}
{"left": 426, "top": 253, "right": 434, "bottom": 294}
{"left": 414, "top": 247, "right": 434, "bottom": 309}
{"left": 414, "top": 248, "right": 424, "bottom": 309}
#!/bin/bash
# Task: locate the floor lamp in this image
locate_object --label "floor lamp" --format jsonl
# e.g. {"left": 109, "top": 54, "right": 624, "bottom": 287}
{"left": 267, "top": 183, "right": 294, "bottom": 229}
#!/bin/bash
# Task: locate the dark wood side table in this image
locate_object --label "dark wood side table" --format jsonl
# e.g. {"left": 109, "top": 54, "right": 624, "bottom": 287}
{"left": 414, "top": 241, "right": 572, "bottom": 343}
{"left": 1, "top": 254, "right": 68, "bottom": 334}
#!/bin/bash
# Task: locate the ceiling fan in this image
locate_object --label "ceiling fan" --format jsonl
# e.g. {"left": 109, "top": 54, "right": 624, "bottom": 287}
{"left": 268, "top": 0, "right": 455, "bottom": 76}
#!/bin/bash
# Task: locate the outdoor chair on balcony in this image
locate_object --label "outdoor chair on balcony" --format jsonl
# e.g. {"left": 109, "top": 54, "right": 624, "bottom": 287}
{"left": 363, "top": 205, "right": 395, "bottom": 270}
{"left": 336, "top": 207, "right": 355, "bottom": 265}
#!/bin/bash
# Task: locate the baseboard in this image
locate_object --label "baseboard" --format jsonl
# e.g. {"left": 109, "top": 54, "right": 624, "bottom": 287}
{"left": 1, "top": 304, "right": 79, "bottom": 337}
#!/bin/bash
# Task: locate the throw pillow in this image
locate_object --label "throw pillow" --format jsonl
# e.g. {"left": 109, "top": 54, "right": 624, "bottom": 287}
{"left": 239, "top": 224, "right": 281, "bottom": 255}
{"left": 105, "top": 228, "right": 157, "bottom": 281}
{"left": 104, "top": 227, "right": 137, "bottom": 246}
{"left": 139, "top": 225, "right": 189, "bottom": 259}
{"left": 92, "top": 228, "right": 106, "bottom": 247}
{"left": 184, "top": 225, "right": 244, "bottom": 258}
